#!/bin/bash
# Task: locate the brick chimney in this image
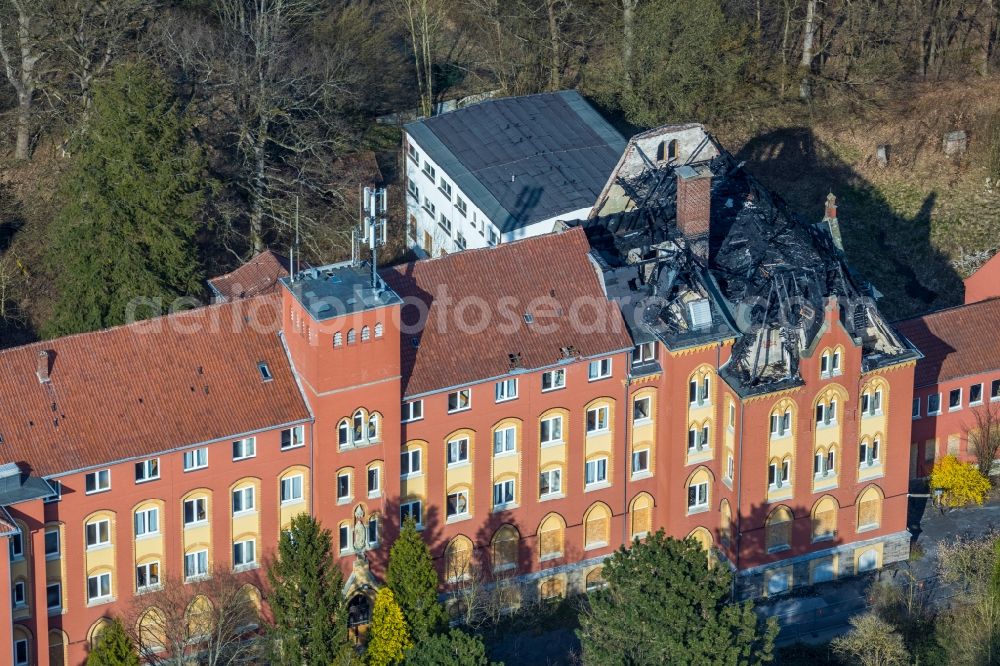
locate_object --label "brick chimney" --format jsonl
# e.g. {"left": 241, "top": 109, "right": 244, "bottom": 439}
{"left": 36, "top": 349, "right": 52, "bottom": 384}
{"left": 675, "top": 165, "right": 712, "bottom": 260}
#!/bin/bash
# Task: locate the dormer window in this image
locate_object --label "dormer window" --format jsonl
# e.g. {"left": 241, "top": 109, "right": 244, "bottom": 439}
{"left": 687, "top": 299, "right": 712, "bottom": 329}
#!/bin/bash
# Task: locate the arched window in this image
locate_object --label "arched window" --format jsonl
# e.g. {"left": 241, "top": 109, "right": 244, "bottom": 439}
{"left": 539, "top": 576, "right": 565, "bottom": 601}
{"left": 857, "top": 486, "right": 883, "bottom": 531}
{"left": 491, "top": 525, "right": 519, "bottom": 571}
{"left": 538, "top": 513, "right": 565, "bottom": 561}
{"left": 814, "top": 445, "right": 836, "bottom": 477}
{"left": 368, "top": 413, "right": 379, "bottom": 441}
{"left": 688, "top": 367, "right": 713, "bottom": 407}
{"left": 333, "top": 331, "right": 343, "bottom": 347}
{"left": 353, "top": 410, "right": 365, "bottom": 441}
{"left": 374, "top": 322, "right": 384, "bottom": 338}
{"left": 338, "top": 420, "right": 350, "bottom": 447}
{"left": 766, "top": 506, "right": 793, "bottom": 552}
{"left": 137, "top": 607, "right": 166, "bottom": 652}
{"left": 720, "top": 499, "right": 733, "bottom": 546}
{"left": 656, "top": 141, "right": 666, "bottom": 161}
{"left": 186, "top": 595, "right": 214, "bottom": 639}
{"left": 445, "top": 536, "right": 473, "bottom": 582}
{"left": 687, "top": 527, "right": 713, "bottom": 561}
{"left": 667, "top": 139, "right": 678, "bottom": 161}
{"left": 860, "top": 435, "right": 882, "bottom": 469}
{"left": 13, "top": 625, "right": 33, "bottom": 666}
{"left": 686, "top": 467, "right": 712, "bottom": 513}
{"left": 585, "top": 566, "right": 605, "bottom": 592}
{"left": 820, "top": 350, "right": 831, "bottom": 377}
{"left": 583, "top": 503, "right": 611, "bottom": 549}
{"left": 48, "top": 629, "right": 68, "bottom": 666}
{"left": 767, "top": 456, "right": 791, "bottom": 490}
{"left": 857, "top": 547, "right": 879, "bottom": 572}
{"left": 87, "top": 618, "right": 111, "bottom": 650}
{"left": 347, "top": 328, "right": 356, "bottom": 344}
{"left": 361, "top": 325, "right": 370, "bottom": 341}
{"left": 811, "top": 496, "right": 838, "bottom": 541}
{"left": 769, "top": 400, "right": 794, "bottom": 438}
{"left": 630, "top": 493, "right": 653, "bottom": 539}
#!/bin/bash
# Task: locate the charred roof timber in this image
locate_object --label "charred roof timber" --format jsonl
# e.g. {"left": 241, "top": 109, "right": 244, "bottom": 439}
{"left": 579, "top": 124, "right": 919, "bottom": 397}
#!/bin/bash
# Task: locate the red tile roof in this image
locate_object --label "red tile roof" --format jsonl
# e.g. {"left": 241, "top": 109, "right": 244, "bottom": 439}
{"left": 208, "top": 250, "right": 289, "bottom": 301}
{"left": 895, "top": 297, "right": 1000, "bottom": 387}
{"left": 0, "top": 296, "right": 310, "bottom": 477}
{"left": 383, "top": 227, "right": 632, "bottom": 396}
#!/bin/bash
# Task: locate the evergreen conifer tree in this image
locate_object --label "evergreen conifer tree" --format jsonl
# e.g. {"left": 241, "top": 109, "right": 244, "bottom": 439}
{"left": 366, "top": 588, "right": 412, "bottom": 666}
{"left": 404, "top": 628, "right": 499, "bottom": 666}
{"left": 267, "top": 513, "right": 352, "bottom": 665}
{"left": 578, "top": 531, "right": 777, "bottom": 665}
{"left": 43, "top": 61, "right": 207, "bottom": 338}
{"left": 86, "top": 618, "right": 140, "bottom": 666}
{"left": 386, "top": 515, "right": 448, "bottom": 641}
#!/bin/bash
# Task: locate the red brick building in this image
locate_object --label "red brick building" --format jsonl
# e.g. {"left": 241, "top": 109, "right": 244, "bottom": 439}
{"left": 0, "top": 126, "right": 922, "bottom": 664}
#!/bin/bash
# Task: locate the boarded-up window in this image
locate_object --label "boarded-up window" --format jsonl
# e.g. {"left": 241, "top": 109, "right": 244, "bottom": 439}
{"left": 811, "top": 498, "right": 837, "bottom": 540}
{"left": 631, "top": 495, "right": 652, "bottom": 537}
{"left": 492, "top": 526, "right": 518, "bottom": 570}
{"left": 720, "top": 501, "right": 732, "bottom": 546}
{"left": 858, "top": 489, "right": 881, "bottom": 529}
{"left": 539, "top": 577, "right": 564, "bottom": 600}
{"left": 766, "top": 508, "right": 792, "bottom": 551}
{"left": 585, "top": 567, "right": 605, "bottom": 591}
{"left": 948, "top": 434, "right": 960, "bottom": 456}
{"left": 446, "top": 538, "right": 472, "bottom": 581}
{"left": 924, "top": 439, "right": 937, "bottom": 462}
{"left": 585, "top": 506, "right": 609, "bottom": 548}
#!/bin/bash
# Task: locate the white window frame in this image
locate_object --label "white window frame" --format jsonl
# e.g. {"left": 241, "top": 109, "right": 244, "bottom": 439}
{"left": 492, "top": 479, "right": 515, "bottom": 508}
{"left": 540, "top": 468, "right": 562, "bottom": 497}
{"left": 8, "top": 532, "right": 22, "bottom": 560}
{"left": 948, "top": 388, "right": 963, "bottom": 411}
{"left": 12, "top": 580, "right": 25, "bottom": 607}
{"left": 447, "top": 489, "right": 470, "bottom": 518}
{"left": 493, "top": 427, "right": 516, "bottom": 456}
{"left": 632, "top": 341, "right": 656, "bottom": 365}
{"left": 832, "top": 350, "right": 842, "bottom": 374}
{"left": 447, "top": 389, "right": 471, "bottom": 414}
{"left": 336, "top": 471, "right": 352, "bottom": 502}
{"left": 540, "top": 415, "right": 563, "bottom": 446}
{"left": 280, "top": 475, "right": 304, "bottom": 504}
{"left": 400, "top": 500, "right": 423, "bottom": 529}
{"left": 338, "top": 524, "right": 351, "bottom": 553}
{"left": 631, "top": 449, "right": 649, "bottom": 475}
{"left": 134, "top": 458, "right": 160, "bottom": 483}
{"left": 14, "top": 637, "right": 28, "bottom": 665}
{"left": 687, "top": 482, "right": 709, "bottom": 511}
{"left": 585, "top": 457, "right": 608, "bottom": 486}
{"left": 183, "top": 448, "right": 208, "bottom": 471}
{"left": 233, "top": 539, "right": 256, "bottom": 569}
{"left": 541, "top": 368, "right": 566, "bottom": 391}
{"left": 183, "top": 498, "right": 208, "bottom": 527}
{"left": 232, "top": 487, "right": 255, "bottom": 515}
{"left": 971, "top": 383, "right": 984, "bottom": 405}
{"left": 232, "top": 437, "right": 256, "bottom": 461}
{"left": 134, "top": 507, "right": 160, "bottom": 537}
{"left": 281, "top": 425, "right": 305, "bottom": 450}
{"left": 44, "top": 528, "right": 60, "bottom": 559}
{"left": 588, "top": 358, "right": 612, "bottom": 381}
{"left": 87, "top": 572, "right": 112, "bottom": 602}
{"left": 184, "top": 550, "right": 209, "bottom": 581}
{"left": 47, "top": 581, "right": 62, "bottom": 610}
{"left": 633, "top": 396, "right": 652, "bottom": 424}
{"left": 726, "top": 453, "right": 735, "bottom": 481}
{"left": 860, "top": 438, "right": 881, "bottom": 469}
{"left": 912, "top": 398, "right": 921, "bottom": 419}
{"left": 136, "top": 561, "right": 160, "bottom": 591}
{"left": 447, "top": 437, "right": 470, "bottom": 466}
{"left": 86, "top": 519, "right": 111, "bottom": 549}
{"left": 402, "top": 400, "right": 424, "bottom": 422}
{"left": 401, "top": 449, "right": 422, "bottom": 478}
{"left": 820, "top": 351, "right": 830, "bottom": 377}
{"left": 495, "top": 378, "right": 518, "bottom": 403}
{"left": 85, "top": 469, "right": 111, "bottom": 494}
{"left": 586, "top": 405, "right": 609, "bottom": 434}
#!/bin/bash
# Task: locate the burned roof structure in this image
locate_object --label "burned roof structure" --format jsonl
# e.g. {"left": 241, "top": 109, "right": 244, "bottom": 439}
{"left": 580, "top": 125, "right": 918, "bottom": 397}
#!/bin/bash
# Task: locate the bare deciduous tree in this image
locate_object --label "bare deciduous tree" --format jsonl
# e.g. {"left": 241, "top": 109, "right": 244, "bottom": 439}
{"left": 0, "top": 0, "right": 50, "bottom": 159}
{"left": 831, "top": 612, "right": 910, "bottom": 666}
{"left": 968, "top": 401, "right": 1000, "bottom": 480}
{"left": 394, "top": 0, "right": 444, "bottom": 117}
{"left": 125, "top": 568, "right": 263, "bottom": 665}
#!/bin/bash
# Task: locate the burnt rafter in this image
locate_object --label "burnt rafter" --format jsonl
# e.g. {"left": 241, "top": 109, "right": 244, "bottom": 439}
{"left": 579, "top": 129, "right": 917, "bottom": 396}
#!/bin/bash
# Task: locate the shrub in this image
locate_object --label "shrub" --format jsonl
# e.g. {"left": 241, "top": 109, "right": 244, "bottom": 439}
{"left": 930, "top": 455, "right": 991, "bottom": 508}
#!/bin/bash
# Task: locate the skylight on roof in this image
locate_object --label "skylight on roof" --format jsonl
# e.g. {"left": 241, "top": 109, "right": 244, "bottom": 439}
{"left": 258, "top": 362, "right": 273, "bottom": 382}
{"left": 688, "top": 299, "right": 712, "bottom": 330}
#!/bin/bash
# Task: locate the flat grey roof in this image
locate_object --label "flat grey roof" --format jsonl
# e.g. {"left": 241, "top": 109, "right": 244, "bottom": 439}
{"left": 281, "top": 262, "right": 402, "bottom": 321}
{"left": 406, "top": 90, "right": 627, "bottom": 233}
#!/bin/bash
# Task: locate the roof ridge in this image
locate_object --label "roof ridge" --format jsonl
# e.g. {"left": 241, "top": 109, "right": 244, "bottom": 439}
{"left": 895, "top": 296, "right": 1000, "bottom": 325}
{"left": 0, "top": 294, "right": 280, "bottom": 358}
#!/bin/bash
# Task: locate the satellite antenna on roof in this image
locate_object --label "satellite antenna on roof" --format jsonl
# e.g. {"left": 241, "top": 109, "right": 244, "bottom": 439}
{"left": 353, "top": 186, "right": 388, "bottom": 288}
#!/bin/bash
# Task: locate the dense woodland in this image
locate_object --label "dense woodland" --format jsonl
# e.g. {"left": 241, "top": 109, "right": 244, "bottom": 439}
{"left": 1, "top": 0, "right": 1000, "bottom": 341}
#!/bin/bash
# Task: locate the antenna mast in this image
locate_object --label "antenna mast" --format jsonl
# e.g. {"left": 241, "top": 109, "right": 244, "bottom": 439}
{"left": 359, "top": 185, "right": 388, "bottom": 288}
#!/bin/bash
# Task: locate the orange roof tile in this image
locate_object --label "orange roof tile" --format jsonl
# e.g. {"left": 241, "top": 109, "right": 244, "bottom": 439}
{"left": 383, "top": 227, "right": 632, "bottom": 397}
{"left": 895, "top": 297, "right": 1000, "bottom": 387}
{"left": 0, "top": 296, "right": 310, "bottom": 476}
{"left": 208, "top": 250, "right": 289, "bottom": 301}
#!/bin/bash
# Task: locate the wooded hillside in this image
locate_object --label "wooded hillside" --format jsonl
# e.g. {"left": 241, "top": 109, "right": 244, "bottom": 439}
{"left": 2, "top": 0, "right": 999, "bottom": 342}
